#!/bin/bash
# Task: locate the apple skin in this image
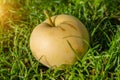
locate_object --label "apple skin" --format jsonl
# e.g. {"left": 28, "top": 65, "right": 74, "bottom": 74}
{"left": 30, "top": 14, "right": 89, "bottom": 68}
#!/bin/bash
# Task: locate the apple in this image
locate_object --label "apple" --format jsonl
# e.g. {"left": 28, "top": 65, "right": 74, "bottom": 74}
{"left": 30, "top": 11, "right": 89, "bottom": 68}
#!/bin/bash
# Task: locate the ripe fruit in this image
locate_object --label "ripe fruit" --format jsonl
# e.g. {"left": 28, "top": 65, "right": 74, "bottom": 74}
{"left": 30, "top": 11, "right": 89, "bottom": 68}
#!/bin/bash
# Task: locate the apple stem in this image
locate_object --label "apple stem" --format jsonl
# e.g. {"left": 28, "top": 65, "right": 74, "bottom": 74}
{"left": 44, "top": 10, "right": 55, "bottom": 27}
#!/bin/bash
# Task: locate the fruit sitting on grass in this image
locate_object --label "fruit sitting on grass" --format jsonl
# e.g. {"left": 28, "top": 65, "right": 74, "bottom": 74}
{"left": 30, "top": 11, "right": 89, "bottom": 68}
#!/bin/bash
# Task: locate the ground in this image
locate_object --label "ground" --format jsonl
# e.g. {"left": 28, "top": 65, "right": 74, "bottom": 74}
{"left": 0, "top": 0, "right": 120, "bottom": 79}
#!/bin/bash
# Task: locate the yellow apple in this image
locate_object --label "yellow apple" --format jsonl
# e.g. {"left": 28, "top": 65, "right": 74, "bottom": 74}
{"left": 30, "top": 11, "right": 89, "bottom": 68}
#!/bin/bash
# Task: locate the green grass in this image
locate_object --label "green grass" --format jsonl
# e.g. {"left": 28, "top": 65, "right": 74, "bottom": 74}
{"left": 0, "top": 0, "right": 120, "bottom": 80}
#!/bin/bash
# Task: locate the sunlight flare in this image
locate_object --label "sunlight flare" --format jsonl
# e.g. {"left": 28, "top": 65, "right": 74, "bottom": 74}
{"left": 0, "top": 5, "right": 4, "bottom": 18}
{"left": 0, "top": 2, "right": 13, "bottom": 26}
